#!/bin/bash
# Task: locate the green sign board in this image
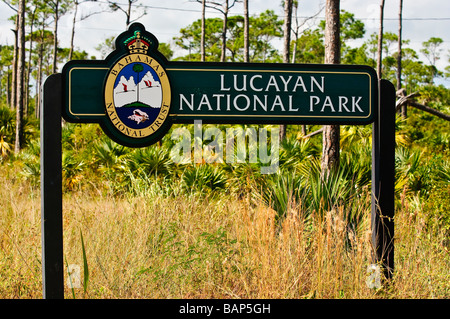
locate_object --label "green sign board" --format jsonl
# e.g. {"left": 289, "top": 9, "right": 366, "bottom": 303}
{"left": 44, "top": 23, "right": 394, "bottom": 299}
{"left": 62, "top": 23, "right": 377, "bottom": 147}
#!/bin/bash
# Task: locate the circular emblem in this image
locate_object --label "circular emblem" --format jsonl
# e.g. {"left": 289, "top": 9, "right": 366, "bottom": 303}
{"left": 104, "top": 32, "right": 171, "bottom": 141}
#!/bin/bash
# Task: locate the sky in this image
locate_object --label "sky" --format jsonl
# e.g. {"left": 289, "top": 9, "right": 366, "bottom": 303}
{"left": 0, "top": 0, "right": 449, "bottom": 87}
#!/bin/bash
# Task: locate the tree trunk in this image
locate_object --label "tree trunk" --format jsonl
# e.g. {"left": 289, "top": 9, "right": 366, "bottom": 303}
{"left": 69, "top": 0, "right": 79, "bottom": 61}
{"left": 36, "top": 19, "right": 45, "bottom": 119}
{"left": 321, "top": 0, "right": 341, "bottom": 175}
{"left": 200, "top": 0, "right": 206, "bottom": 62}
{"left": 11, "top": 16, "right": 18, "bottom": 110}
{"left": 397, "top": 0, "right": 406, "bottom": 118}
{"left": 6, "top": 66, "right": 11, "bottom": 107}
{"left": 243, "top": 0, "right": 249, "bottom": 63}
{"left": 15, "top": 0, "right": 26, "bottom": 153}
{"left": 220, "top": 0, "right": 229, "bottom": 62}
{"left": 126, "top": 0, "right": 132, "bottom": 27}
{"left": 376, "top": 0, "right": 385, "bottom": 79}
{"left": 283, "top": 0, "right": 293, "bottom": 63}
{"left": 136, "top": 72, "right": 140, "bottom": 102}
{"left": 26, "top": 7, "right": 37, "bottom": 118}
{"left": 291, "top": 0, "right": 299, "bottom": 63}
{"left": 396, "top": 0, "right": 402, "bottom": 90}
{"left": 280, "top": 0, "right": 293, "bottom": 141}
{"left": 52, "top": 0, "right": 60, "bottom": 74}
{"left": 408, "top": 101, "right": 450, "bottom": 122}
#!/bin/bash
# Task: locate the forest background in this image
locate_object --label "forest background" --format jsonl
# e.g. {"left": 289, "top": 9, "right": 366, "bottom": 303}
{"left": 0, "top": 0, "right": 449, "bottom": 299}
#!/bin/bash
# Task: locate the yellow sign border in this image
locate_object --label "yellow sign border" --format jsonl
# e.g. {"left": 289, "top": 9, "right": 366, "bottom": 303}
{"left": 166, "top": 68, "right": 372, "bottom": 120}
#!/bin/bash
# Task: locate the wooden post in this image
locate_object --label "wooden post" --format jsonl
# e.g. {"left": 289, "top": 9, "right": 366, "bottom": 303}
{"left": 371, "top": 79, "right": 396, "bottom": 280}
{"left": 41, "top": 73, "right": 64, "bottom": 299}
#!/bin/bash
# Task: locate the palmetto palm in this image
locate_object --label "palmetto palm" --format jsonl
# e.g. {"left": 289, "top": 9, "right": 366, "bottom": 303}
{"left": 133, "top": 63, "right": 144, "bottom": 102}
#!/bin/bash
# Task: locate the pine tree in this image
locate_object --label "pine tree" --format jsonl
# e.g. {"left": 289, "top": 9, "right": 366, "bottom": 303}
{"left": 280, "top": 0, "right": 293, "bottom": 141}
{"left": 321, "top": 0, "right": 341, "bottom": 175}
{"left": 15, "top": 0, "right": 25, "bottom": 153}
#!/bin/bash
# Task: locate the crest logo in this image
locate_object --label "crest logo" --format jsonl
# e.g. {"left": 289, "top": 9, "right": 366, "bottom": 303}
{"left": 104, "top": 29, "right": 171, "bottom": 142}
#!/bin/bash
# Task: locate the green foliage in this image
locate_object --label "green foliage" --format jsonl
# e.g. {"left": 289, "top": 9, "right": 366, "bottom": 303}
{"left": 58, "top": 47, "right": 90, "bottom": 61}
{"left": 95, "top": 36, "right": 115, "bottom": 59}
{"left": 62, "top": 150, "right": 85, "bottom": 191}
{"left": 418, "top": 84, "right": 450, "bottom": 113}
{"left": 421, "top": 37, "right": 444, "bottom": 67}
{"left": 0, "top": 106, "right": 38, "bottom": 159}
{"left": 396, "top": 48, "right": 435, "bottom": 90}
{"left": 248, "top": 10, "right": 283, "bottom": 62}
{"left": 0, "top": 107, "right": 15, "bottom": 160}
{"left": 173, "top": 17, "right": 223, "bottom": 61}
{"left": 319, "top": 10, "right": 365, "bottom": 41}
{"left": 291, "top": 29, "right": 324, "bottom": 64}
{"left": 279, "top": 135, "right": 320, "bottom": 169}
{"left": 80, "top": 230, "right": 89, "bottom": 293}
{"left": 158, "top": 43, "right": 173, "bottom": 60}
{"left": 181, "top": 164, "right": 227, "bottom": 195}
{"left": 19, "top": 138, "right": 40, "bottom": 185}
{"left": 342, "top": 43, "right": 374, "bottom": 67}
{"left": 173, "top": 10, "right": 282, "bottom": 62}
{"left": 258, "top": 149, "right": 370, "bottom": 233}
{"left": 395, "top": 146, "right": 430, "bottom": 195}
{"left": 126, "top": 145, "right": 173, "bottom": 177}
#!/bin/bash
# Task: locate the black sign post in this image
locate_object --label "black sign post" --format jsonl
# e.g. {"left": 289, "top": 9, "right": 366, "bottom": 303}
{"left": 371, "top": 79, "right": 396, "bottom": 280}
{"left": 41, "top": 73, "right": 64, "bottom": 298}
{"left": 40, "top": 24, "right": 396, "bottom": 298}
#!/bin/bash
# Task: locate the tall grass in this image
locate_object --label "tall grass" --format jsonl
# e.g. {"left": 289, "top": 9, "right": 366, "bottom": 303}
{"left": 1, "top": 162, "right": 449, "bottom": 299}
{"left": 1, "top": 117, "right": 449, "bottom": 298}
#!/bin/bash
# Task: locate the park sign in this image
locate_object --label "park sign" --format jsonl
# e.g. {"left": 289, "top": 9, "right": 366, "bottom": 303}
{"left": 43, "top": 22, "right": 395, "bottom": 299}
{"left": 62, "top": 23, "right": 377, "bottom": 147}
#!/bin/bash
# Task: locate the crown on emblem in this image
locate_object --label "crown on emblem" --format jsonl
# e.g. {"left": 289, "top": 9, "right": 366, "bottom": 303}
{"left": 124, "top": 31, "right": 150, "bottom": 54}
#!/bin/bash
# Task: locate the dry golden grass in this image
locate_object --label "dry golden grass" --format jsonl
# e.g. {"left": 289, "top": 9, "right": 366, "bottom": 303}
{"left": 1, "top": 164, "right": 449, "bottom": 299}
